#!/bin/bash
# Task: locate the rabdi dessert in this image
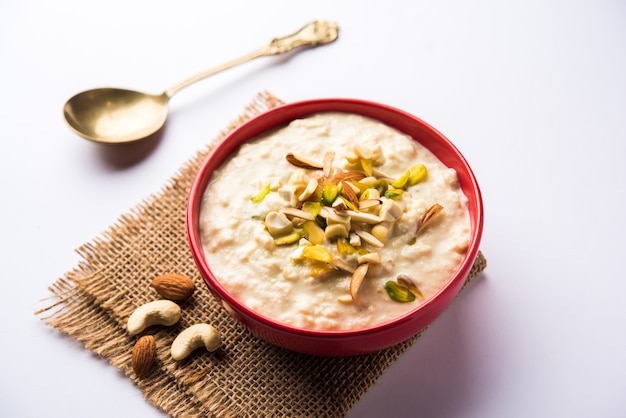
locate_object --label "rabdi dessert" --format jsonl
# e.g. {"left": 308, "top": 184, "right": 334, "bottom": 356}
{"left": 199, "top": 112, "right": 470, "bottom": 331}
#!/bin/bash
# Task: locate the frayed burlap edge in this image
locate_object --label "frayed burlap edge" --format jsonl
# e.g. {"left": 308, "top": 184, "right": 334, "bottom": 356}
{"left": 37, "top": 91, "right": 487, "bottom": 418}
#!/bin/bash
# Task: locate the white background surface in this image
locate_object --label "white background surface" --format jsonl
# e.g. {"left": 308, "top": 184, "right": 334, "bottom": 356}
{"left": 1, "top": 1, "right": 625, "bottom": 417}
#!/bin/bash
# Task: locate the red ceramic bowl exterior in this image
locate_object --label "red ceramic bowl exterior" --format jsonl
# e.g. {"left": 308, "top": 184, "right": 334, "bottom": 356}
{"left": 187, "top": 98, "right": 484, "bottom": 356}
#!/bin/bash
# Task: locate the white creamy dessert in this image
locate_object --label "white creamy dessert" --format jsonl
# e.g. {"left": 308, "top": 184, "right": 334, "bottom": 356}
{"left": 199, "top": 112, "right": 470, "bottom": 331}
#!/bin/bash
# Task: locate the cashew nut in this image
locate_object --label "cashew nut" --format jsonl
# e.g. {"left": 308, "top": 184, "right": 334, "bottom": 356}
{"left": 126, "top": 300, "right": 181, "bottom": 336}
{"left": 170, "top": 323, "right": 221, "bottom": 361}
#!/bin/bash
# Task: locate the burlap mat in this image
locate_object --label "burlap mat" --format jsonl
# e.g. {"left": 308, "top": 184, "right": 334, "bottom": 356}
{"left": 37, "top": 91, "right": 487, "bottom": 418}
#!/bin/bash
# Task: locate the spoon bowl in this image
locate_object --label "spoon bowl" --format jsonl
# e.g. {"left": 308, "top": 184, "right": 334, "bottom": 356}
{"left": 64, "top": 89, "right": 169, "bottom": 144}
{"left": 62, "top": 21, "right": 339, "bottom": 144}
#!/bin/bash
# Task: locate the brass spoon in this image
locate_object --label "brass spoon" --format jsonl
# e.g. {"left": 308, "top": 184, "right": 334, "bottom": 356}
{"left": 63, "top": 20, "right": 339, "bottom": 144}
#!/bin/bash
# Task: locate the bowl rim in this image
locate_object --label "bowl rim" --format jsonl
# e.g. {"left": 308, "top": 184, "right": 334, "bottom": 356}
{"left": 186, "top": 97, "right": 484, "bottom": 338}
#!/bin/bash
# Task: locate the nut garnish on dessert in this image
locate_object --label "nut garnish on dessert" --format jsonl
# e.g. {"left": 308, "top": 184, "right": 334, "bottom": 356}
{"left": 252, "top": 142, "right": 443, "bottom": 304}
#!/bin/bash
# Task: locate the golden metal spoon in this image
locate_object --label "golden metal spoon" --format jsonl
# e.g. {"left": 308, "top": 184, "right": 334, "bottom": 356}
{"left": 63, "top": 20, "right": 339, "bottom": 144}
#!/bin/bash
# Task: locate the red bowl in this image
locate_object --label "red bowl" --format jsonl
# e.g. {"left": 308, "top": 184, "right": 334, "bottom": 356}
{"left": 186, "top": 98, "right": 484, "bottom": 356}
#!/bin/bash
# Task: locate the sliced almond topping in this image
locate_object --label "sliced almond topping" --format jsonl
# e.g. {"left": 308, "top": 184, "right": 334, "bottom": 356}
{"left": 323, "top": 150, "right": 335, "bottom": 177}
{"left": 279, "top": 207, "right": 316, "bottom": 221}
{"left": 355, "top": 230, "right": 385, "bottom": 248}
{"left": 358, "top": 199, "right": 382, "bottom": 210}
{"left": 342, "top": 210, "right": 382, "bottom": 224}
{"left": 330, "top": 258, "right": 356, "bottom": 274}
{"left": 330, "top": 171, "right": 367, "bottom": 183}
{"left": 357, "top": 252, "right": 381, "bottom": 264}
{"left": 350, "top": 263, "right": 369, "bottom": 301}
{"left": 286, "top": 153, "right": 323, "bottom": 170}
{"left": 331, "top": 198, "right": 348, "bottom": 211}
{"left": 298, "top": 178, "right": 319, "bottom": 201}
{"left": 340, "top": 181, "right": 360, "bottom": 207}
{"left": 415, "top": 203, "right": 444, "bottom": 236}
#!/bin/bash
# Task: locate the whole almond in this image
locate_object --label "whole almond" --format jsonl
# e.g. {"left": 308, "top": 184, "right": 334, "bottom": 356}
{"left": 151, "top": 273, "right": 195, "bottom": 301}
{"left": 131, "top": 335, "right": 156, "bottom": 378}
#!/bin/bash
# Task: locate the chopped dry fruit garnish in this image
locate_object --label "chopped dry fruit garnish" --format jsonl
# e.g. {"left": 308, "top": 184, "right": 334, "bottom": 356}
{"left": 279, "top": 207, "right": 316, "bottom": 221}
{"left": 251, "top": 182, "right": 271, "bottom": 203}
{"left": 331, "top": 171, "right": 366, "bottom": 183}
{"left": 286, "top": 152, "right": 323, "bottom": 170}
{"left": 414, "top": 203, "right": 444, "bottom": 236}
{"left": 384, "top": 280, "right": 416, "bottom": 303}
{"left": 302, "top": 245, "right": 333, "bottom": 263}
{"left": 302, "top": 201, "right": 321, "bottom": 217}
{"left": 323, "top": 151, "right": 335, "bottom": 177}
{"left": 274, "top": 231, "right": 301, "bottom": 246}
{"left": 321, "top": 183, "right": 338, "bottom": 206}
{"left": 254, "top": 146, "right": 443, "bottom": 303}
{"left": 384, "top": 189, "right": 403, "bottom": 200}
{"left": 350, "top": 263, "right": 369, "bottom": 300}
{"left": 336, "top": 237, "right": 357, "bottom": 255}
{"left": 265, "top": 211, "right": 293, "bottom": 237}
{"left": 408, "top": 164, "right": 428, "bottom": 186}
{"left": 396, "top": 274, "right": 424, "bottom": 299}
{"left": 340, "top": 181, "right": 360, "bottom": 207}
{"left": 302, "top": 221, "right": 325, "bottom": 245}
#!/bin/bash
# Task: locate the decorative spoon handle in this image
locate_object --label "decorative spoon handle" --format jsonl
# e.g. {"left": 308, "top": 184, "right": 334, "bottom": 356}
{"left": 264, "top": 20, "right": 340, "bottom": 54}
{"left": 164, "top": 20, "right": 339, "bottom": 97}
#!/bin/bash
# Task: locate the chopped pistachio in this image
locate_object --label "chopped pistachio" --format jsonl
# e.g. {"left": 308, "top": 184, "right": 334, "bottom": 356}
{"left": 274, "top": 231, "right": 302, "bottom": 246}
{"left": 336, "top": 237, "right": 357, "bottom": 255}
{"left": 407, "top": 164, "right": 428, "bottom": 186}
{"left": 384, "top": 281, "right": 416, "bottom": 303}
{"left": 321, "top": 183, "right": 339, "bottom": 206}
{"left": 251, "top": 182, "right": 271, "bottom": 203}
{"left": 384, "top": 189, "right": 403, "bottom": 200}
{"left": 360, "top": 158, "right": 373, "bottom": 176}
{"left": 302, "top": 245, "right": 333, "bottom": 263}
{"left": 391, "top": 170, "right": 410, "bottom": 189}
{"left": 373, "top": 179, "right": 388, "bottom": 196}
{"left": 302, "top": 220, "right": 325, "bottom": 245}
{"left": 301, "top": 201, "right": 321, "bottom": 217}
